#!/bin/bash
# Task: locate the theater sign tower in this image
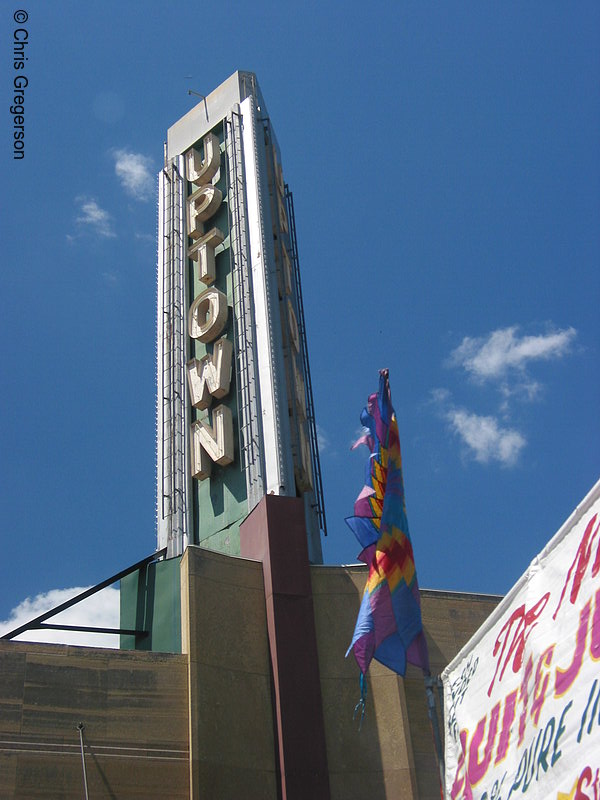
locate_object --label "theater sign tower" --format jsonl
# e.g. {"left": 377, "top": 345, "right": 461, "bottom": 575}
{"left": 156, "top": 71, "right": 325, "bottom": 563}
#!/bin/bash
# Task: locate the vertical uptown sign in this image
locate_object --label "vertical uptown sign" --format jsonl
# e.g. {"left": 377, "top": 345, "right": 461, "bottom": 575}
{"left": 185, "top": 133, "right": 234, "bottom": 480}
{"left": 157, "top": 72, "right": 325, "bottom": 561}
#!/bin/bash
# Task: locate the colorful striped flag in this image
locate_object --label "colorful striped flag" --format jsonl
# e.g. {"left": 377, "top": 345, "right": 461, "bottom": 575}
{"left": 346, "top": 370, "right": 429, "bottom": 678}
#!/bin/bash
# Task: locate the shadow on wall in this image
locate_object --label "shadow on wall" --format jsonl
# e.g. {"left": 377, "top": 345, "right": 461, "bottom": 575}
{"left": 88, "top": 746, "right": 118, "bottom": 800}
{"left": 311, "top": 564, "right": 415, "bottom": 800}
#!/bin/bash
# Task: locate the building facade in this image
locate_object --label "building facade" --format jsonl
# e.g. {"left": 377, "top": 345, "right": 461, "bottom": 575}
{"left": 0, "top": 551, "right": 500, "bottom": 798}
{"left": 0, "top": 73, "right": 503, "bottom": 798}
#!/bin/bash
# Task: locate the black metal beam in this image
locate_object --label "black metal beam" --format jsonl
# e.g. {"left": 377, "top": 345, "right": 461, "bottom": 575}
{"left": 34, "top": 623, "right": 148, "bottom": 637}
{"left": 1, "top": 548, "right": 167, "bottom": 641}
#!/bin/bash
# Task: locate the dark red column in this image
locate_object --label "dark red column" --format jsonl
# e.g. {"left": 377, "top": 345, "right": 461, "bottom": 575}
{"left": 240, "top": 495, "right": 331, "bottom": 800}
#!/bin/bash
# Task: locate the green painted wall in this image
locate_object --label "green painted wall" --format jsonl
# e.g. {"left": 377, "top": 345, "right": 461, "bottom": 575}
{"left": 120, "top": 556, "right": 182, "bottom": 653}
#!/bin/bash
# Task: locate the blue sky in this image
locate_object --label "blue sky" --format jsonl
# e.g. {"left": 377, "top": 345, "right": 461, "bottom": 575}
{"left": 1, "top": 1, "right": 598, "bottom": 641}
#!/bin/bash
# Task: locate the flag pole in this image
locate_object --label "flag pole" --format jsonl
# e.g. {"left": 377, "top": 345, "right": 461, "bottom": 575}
{"left": 424, "top": 671, "right": 445, "bottom": 796}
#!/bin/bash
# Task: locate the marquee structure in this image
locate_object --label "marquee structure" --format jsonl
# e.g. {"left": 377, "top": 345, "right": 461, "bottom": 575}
{"left": 156, "top": 71, "right": 325, "bottom": 563}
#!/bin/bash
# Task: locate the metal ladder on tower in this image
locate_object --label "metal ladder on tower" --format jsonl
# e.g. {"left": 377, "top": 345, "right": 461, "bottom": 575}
{"left": 160, "top": 158, "right": 188, "bottom": 556}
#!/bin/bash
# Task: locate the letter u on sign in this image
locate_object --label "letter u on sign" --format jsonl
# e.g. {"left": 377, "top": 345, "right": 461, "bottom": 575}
{"left": 187, "top": 132, "right": 220, "bottom": 184}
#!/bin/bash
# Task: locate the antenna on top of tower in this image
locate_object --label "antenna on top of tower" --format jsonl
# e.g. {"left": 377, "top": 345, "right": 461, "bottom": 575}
{"left": 188, "top": 89, "right": 208, "bottom": 121}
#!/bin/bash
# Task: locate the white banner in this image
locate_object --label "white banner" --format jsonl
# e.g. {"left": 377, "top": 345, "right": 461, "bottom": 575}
{"left": 443, "top": 480, "right": 600, "bottom": 800}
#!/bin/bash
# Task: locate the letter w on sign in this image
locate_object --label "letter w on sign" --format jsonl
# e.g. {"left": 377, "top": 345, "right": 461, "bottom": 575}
{"left": 187, "top": 338, "right": 233, "bottom": 410}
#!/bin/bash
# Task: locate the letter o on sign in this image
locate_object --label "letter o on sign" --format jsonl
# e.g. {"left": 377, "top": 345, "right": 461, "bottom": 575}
{"left": 189, "top": 287, "right": 228, "bottom": 343}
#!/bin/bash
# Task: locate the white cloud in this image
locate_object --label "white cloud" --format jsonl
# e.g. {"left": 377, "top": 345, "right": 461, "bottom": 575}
{"left": 434, "top": 323, "right": 575, "bottom": 467}
{"left": 134, "top": 231, "right": 155, "bottom": 243}
{"left": 0, "top": 586, "right": 120, "bottom": 648}
{"left": 429, "top": 387, "right": 451, "bottom": 405}
{"left": 317, "top": 425, "right": 329, "bottom": 453}
{"left": 431, "top": 389, "right": 526, "bottom": 467}
{"left": 447, "top": 408, "right": 526, "bottom": 466}
{"left": 113, "top": 149, "right": 154, "bottom": 201}
{"left": 75, "top": 196, "right": 116, "bottom": 238}
{"left": 101, "top": 270, "right": 119, "bottom": 286}
{"left": 450, "top": 325, "right": 577, "bottom": 382}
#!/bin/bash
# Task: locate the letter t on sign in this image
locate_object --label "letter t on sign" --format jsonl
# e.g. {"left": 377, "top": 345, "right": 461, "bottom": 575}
{"left": 188, "top": 227, "right": 225, "bottom": 285}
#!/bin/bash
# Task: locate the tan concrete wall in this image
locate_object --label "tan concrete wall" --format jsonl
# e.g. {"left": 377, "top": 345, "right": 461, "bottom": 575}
{"left": 181, "top": 548, "right": 497, "bottom": 800}
{"left": 405, "top": 590, "right": 502, "bottom": 800}
{"left": 0, "top": 640, "right": 189, "bottom": 799}
{"left": 311, "top": 565, "right": 419, "bottom": 800}
{"left": 0, "top": 555, "right": 499, "bottom": 800}
{"left": 181, "top": 546, "right": 278, "bottom": 798}
{"left": 311, "top": 567, "right": 501, "bottom": 800}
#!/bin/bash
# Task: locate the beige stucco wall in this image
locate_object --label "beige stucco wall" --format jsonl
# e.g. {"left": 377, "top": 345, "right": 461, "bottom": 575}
{"left": 181, "top": 546, "right": 278, "bottom": 798}
{"left": 311, "top": 566, "right": 501, "bottom": 800}
{"left": 311, "top": 565, "right": 419, "bottom": 799}
{"left": 0, "top": 640, "right": 189, "bottom": 799}
{"left": 405, "top": 590, "right": 502, "bottom": 799}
